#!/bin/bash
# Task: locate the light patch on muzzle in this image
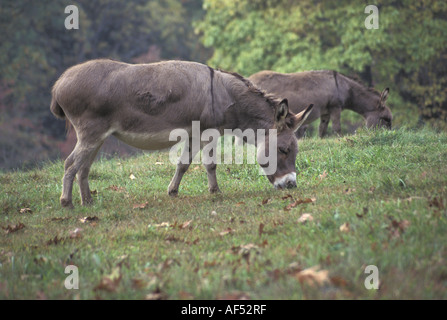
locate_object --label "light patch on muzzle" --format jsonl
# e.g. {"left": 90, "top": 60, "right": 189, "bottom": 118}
{"left": 274, "top": 172, "right": 297, "bottom": 189}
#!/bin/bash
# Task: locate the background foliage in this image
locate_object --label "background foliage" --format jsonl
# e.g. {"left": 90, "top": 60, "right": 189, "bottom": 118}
{"left": 197, "top": 0, "right": 447, "bottom": 129}
{"left": 1, "top": 0, "right": 446, "bottom": 170}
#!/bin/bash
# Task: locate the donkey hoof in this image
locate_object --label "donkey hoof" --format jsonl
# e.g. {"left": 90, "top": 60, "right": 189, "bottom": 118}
{"left": 168, "top": 189, "right": 178, "bottom": 197}
{"left": 81, "top": 198, "right": 94, "bottom": 206}
{"left": 60, "top": 198, "right": 74, "bottom": 209}
{"left": 209, "top": 187, "right": 221, "bottom": 194}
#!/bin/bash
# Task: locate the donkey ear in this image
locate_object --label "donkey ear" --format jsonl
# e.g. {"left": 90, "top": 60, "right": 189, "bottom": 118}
{"left": 379, "top": 88, "right": 389, "bottom": 108}
{"left": 275, "top": 99, "right": 289, "bottom": 123}
{"left": 293, "top": 104, "right": 314, "bottom": 132}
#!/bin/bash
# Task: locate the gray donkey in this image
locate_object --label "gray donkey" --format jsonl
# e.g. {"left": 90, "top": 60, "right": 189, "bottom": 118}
{"left": 249, "top": 70, "right": 392, "bottom": 138}
{"left": 51, "top": 59, "right": 313, "bottom": 208}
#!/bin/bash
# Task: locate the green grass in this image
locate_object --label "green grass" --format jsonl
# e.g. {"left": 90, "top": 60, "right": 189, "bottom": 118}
{"left": 1, "top": 127, "right": 447, "bottom": 299}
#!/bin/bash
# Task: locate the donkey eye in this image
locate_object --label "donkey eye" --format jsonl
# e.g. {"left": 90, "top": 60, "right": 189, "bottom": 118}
{"left": 279, "top": 147, "right": 288, "bottom": 155}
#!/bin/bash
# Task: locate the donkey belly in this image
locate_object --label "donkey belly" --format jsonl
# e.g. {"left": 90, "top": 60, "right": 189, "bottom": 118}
{"left": 113, "top": 130, "right": 180, "bottom": 151}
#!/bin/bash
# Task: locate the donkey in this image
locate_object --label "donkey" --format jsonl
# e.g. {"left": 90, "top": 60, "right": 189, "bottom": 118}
{"left": 249, "top": 70, "right": 392, "bottom": 138}
{"left": 50, "top": 59, "right": 313, "bottom": 208}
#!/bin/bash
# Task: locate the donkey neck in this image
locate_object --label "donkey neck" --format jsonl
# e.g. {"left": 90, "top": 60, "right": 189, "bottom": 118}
{"left": 342, "top": 76, "right": 381, "bottom": 118}
{"left": 219, "top": 70, "right": 277, "bottom": 135}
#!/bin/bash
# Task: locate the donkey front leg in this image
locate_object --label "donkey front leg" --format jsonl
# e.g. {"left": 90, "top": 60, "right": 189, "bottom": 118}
{"left": 202, "top": 139, "right": 220, "bottom": 194}
{"left": 319, "top": 114, "right": 331, "bottom": 138}
{"left": 168, "top": 138, "right": 199, "bottom": 196}
{"left": 330, "top": 108, "right": 342, "bottom": 136}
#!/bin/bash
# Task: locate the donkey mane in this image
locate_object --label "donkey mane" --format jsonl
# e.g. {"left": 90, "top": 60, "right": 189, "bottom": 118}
{"left": 337, "top": 71, "right": 381, "bottom": 97}
{"left": 216, "top": 68, "right": 282, "bottom": 108}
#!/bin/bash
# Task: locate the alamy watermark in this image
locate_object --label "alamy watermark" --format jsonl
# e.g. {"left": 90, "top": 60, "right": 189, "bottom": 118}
{"left": 168, "top": 122, "right": 278, "bottom": 175}
{"left": 365, "top": 5, "right": 379, "bottom": 29}
{"left": 364, "top": 265, "right": 380, "bottom": 290}
{"left": 64, "top": 265, "right": 79, "bottom": 290}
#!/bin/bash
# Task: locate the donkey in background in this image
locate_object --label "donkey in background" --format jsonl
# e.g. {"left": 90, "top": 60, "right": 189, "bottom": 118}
{"left": 51, "top": 59, "right": 313, "bottom": 208}
{"left": 249, "top": 70, "right": 392, "bottom": 138}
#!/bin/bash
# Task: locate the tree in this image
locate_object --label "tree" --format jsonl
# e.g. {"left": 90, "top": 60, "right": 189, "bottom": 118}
{"left": 196, "top": 0, "right": 447, "bottom": 129}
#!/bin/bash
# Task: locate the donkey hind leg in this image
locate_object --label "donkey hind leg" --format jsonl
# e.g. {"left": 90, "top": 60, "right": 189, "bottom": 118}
{"left": 77, "top": 142, "right": 104, "bottom": 205}
{"left": 168, "top": 138, "right": 199, "bottom": 196}
{"left": 60, "top": 139, "right": 104, "bottom": 208}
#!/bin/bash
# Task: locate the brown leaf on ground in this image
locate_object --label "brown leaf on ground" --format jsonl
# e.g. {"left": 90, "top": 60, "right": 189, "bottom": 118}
{"left": 219, "top": 228, "right": 234, "bottom": 236}
{"left": 179, "top": 220, "right": 192, "bottom": 230}
{"left": 261, "top": 198, "right": 271, "bottom": 205}
{"left": 294, "top": 265, "right": 330, "bottom": 286}
{"left": 133, "top": 201, "right": 149, "bottom": 209}
{"left": 258, "top": 223, "right": 265, "bottom": 236}
{"left": 297, "top": 213, "right": 314, "bottom": 224}
{"left": 339, "top": 222, "right": 350, "bottom": 233}
{"left": 79, "top": 216, "right": 99, "bottom": 223}
{"left": 217, "top": 291, "right": 250, "bottom": 300}
{"left": 319, "top": 171, "right": 328, "bottom": 180}
{"left": 2, "top": 223, "right": 25, "bottom": 234}
{"left": 94, "top": 267, "right": 122, "bottom": 292}
{"left": 46, "top": 235, "right": 65, "bottom": 246}
{"left": 19, "top": 208, "right": 32, "bottom": 214}
{"left": 281, "top": 194, "right": 294, "bottom": 200}
{"left": 69, "top": 228, "right": 83, "bottom": 239}
{"left": 107, "top": 185, "right": 126, "bottom": 193}
{"left": 284, "top": 198, "right": 315, "bottom": 211}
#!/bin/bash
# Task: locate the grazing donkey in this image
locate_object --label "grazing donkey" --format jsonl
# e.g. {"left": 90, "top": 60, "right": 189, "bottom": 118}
{"left": 249, "top": 70, "right": 392, "bottom": 138}
{"left": 51, "top": 59, "right": 313, "bottom": 208}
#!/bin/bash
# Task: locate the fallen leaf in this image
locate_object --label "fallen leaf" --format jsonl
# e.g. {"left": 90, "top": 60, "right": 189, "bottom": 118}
{"left": 133, "top": 201, "right": 149, "bottom": 209}
{"left": 145, "top": 290, "right": 166, "bottom": 300}
{"left": 148, "top": 222, "right": 170, "bottom": 228}
{"left": 281, "top": 194, "right": 294, "bottom": 200}
{"left": 294, "top": 265, "right": 330, "bottom": 286}
{"left": 258, "top": 223, "right": 265, "bottom": 236}
{"left": 179, "top": 220, "right": 192, "bottom": 229}
{"left": 356, "top": 207, "right": 368, "bottom": 219}
{"left": 69, "top": 228, "right": 83, "bottom": 239}
{"left": 429, "top": 197, "right": 445, "bottom": 210}
{"left": 319, "top": 171, "right": 328, "bottom": 180}
{"left": 19, "top": 208, "right": 32, "bottom": 214}
{"left": 155, "top": 162, "right": 163, "bottom": 165}
{"left": 389, "top": 219, "right": 410, "bottom": 239}
{"left": 50, "top": 217, "right": 70, "bottom": 222}
{"left": 235, "top": 201, "right": 245, "bottom": 206}
{"left": 79, "top": 216, "right": 99, "bottom": 223}
{"left": 261, "top": 198, "right": 271, "bottom": 205}
{"left": 217, "top": 291, "right": 250, "bottom": 300}
{"left": 339, "top": 222, "right": 350, "bottom": 233}
{"left": 2, "top": 223, "right": 25, "bottom": 234}
{"left": 46, "top": 235, "right": 65, "bottom": 246}
{"left": 108, "top": 185, "right": 127, "bottom": 192}
{"left": 284, "top": 198, "right": 315, "bottom": 211}
{"left": 94, "top": 267, "right": 122, "bottom": 292}
{"left": 219, "top": 228, "right": 234, "bottom": 236}
{"left": 298, "top": 213, "right": 314, "bottom": 224}
{"left": 344, "top": 187, "right": 356, "bottom": 194}
{"left": 129, "top": 173, "right": 136, "bottom": 180}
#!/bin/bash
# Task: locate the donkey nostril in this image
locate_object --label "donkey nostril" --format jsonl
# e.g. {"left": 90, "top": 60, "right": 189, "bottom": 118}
{"left": 286, "top": 180, "right": 297, "bottom": 189}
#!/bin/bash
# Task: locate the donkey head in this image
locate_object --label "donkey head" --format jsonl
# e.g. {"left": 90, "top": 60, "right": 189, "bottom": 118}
{"left": 366, "top": 88, "right": 393, "bottom": 129}
{"left": 258, "top": 99, "right": 313, "bottom": 189}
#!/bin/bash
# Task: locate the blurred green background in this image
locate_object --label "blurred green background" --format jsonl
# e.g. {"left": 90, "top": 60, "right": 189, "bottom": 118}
{"left": 1, "top": 0, "right": 446, "bottom": 170}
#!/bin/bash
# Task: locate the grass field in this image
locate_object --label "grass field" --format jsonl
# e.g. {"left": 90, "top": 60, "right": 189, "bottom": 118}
{"left": 1, "top": 128, "right": 446, "bottom": 299}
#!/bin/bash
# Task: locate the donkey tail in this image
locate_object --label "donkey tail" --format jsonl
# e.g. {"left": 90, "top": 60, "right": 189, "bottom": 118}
{"left": 50, "top": 95, "right": 65, "bottom": 120}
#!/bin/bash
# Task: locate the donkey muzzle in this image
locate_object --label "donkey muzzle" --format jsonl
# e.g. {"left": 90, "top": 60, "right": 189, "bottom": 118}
{"left": 274, "top": 172, "right": 297, "bottom": 189}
